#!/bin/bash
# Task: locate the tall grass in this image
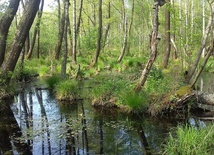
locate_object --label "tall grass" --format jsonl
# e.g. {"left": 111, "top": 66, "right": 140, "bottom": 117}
{"left": 162, "top": 124, "right": 214, "bottom": 155}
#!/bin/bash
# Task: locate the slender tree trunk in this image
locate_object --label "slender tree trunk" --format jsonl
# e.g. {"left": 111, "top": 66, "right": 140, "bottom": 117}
{"left": 2, "top": 0, "right": 41, "bottom": 83}
{"left": 135, "top": 1, "right": 161, "bottom": 92}
{"left": 90, "top": 0, "right": 102, "bottom": 67}
{"left": 185, "top": 14, "right": 213, "bottom": 83}
{"left": 162, "top": 0, "right": 171, "bottom": 68}
{"left": 190, "top": 2, "right": 214, "bottom": 87}
{"left": 191, "top": 40, "right": 214, "bottom": 88}
{"left": 126, "top": 0, "right": 135, "bottom": 56}
{"left": 26, "top": 0, "right": 44, "bottom": 59}
{"left": 55, "top": 0, "right": 65, "bottom": 60}
{"left": 72, "top": 0, "right": 77, "bottom": 64}
{"left": 0, "top": 0, "right": 20, "bottom": 67}
{"left": 103, "top": 0, "right": 111, "bottom": 48}
{"left": 202, "top": 0, "right": 206, "bottom": 57}
{"left": 117, "top": 17, "right": 128, "bottom": 62}
{"left": 61, "top": 0, "right": 70, "bottom": 78}
{"left": 76, "top": 0, "right": 84, "bottom": 34}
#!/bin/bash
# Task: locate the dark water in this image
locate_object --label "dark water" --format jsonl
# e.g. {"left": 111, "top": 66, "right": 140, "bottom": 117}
{"left": 5, "top": 75, "right": 205, "bottom": 155}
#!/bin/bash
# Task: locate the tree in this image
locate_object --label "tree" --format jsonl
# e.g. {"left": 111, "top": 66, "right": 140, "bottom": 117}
{"left": 90, "top": 0, "right": 103, "bottom": 67}
{"left": 72, "top": 0, "right": 77, "bottom": 64}
{"left": 55, "top": 0, "right": 65, "bottom": 60}
{"left": 2, "top": 0, "right": 41, "bottom": 82}
{"left": 185, "top": 4, "right": 213, "bottom": 84}
{"left": 0, "top": 0, "right": 20, "bottom": 67}
{"left": 162, "top": 0, "right": 171, "bottom": 68}
{"left": 26, "top": 0, "right": 44, "bottom": 59}
{"left": 61, "top": 0, "right": 70, "bottom": 78}
{"left": 135, "top": 1, "right": 164, "bottom": 92}
{"left": 117, "top": 0, "right": 128, "bottom": 63}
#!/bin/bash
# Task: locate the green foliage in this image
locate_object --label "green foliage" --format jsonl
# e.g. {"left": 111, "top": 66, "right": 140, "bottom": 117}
{"left": 120, "top": 91, "right": 150, "bottom": 113}
{"left": 55, "top": 80, "right": 78, "bottom": 100}
{"left": 204, "top": 58, "right": 214, "bottom": 72}
{"left": 45, "top": 74, "right": 61, "bottom": 89}
{"left": 162, "top": 124, "right": 214, "bottom": 155}
{"left": 146, "top": 67, "right": 171, "bottom": 94}
{"left": 39, "top": 65, "right": 50, "bottom": 77}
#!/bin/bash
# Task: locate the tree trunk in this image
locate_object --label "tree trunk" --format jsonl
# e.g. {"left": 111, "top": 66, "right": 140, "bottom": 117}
{"left": 117, "top": 17, "right": 128, "bottom": 63}
{"left": 135, "top": 1, "right": 161, "bottom": 92}
{"left": 103, "top": 0, "right": 111, "bottom": 48}
{"left": 162, "top": 0, "right": 171, "bottom": 68}
{"left": 185, "top": 13, "right": 213, "bottom": 83}
{"left": 55, "top": 0, "right": 65, "bottom": 60}
{"left": 2, "top": 0, "right": 40, "bottom": 82}
{"left": 26, "top": 0, "right": 44, "bottom": 59}
{"left": 61, "top": 0, "right": 70, "bottom": 78}
{"left": 191, "top": 40, "right": 214, "bottom": 88}
{"left": 72, "top": 0, "right": 77, "bottom": 64}
{"left": 90, "top": 0, "right": 102, "bottom": 67}
{"left": 0, "top": 0, "right": 20, "bottom": 67}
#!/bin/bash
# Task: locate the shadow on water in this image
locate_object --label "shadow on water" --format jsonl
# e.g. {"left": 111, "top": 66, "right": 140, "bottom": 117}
{"left": 0, "top": 83, "right": 177, "bottom": 155}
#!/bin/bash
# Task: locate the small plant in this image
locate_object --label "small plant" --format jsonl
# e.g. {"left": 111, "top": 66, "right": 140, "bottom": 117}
{"left": 162, "top": 124, "right": 214, "bottom": 155}
{"left": 55, "top": 80, "right": 78, "bottom": 101}
{"left": 120, "top": 90, "right": 150, "bottom": 113}
{"left": 45, "top": 74, "right": 61, "bottom": 89}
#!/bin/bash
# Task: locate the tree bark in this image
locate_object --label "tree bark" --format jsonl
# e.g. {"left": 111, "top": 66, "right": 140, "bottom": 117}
{"left": 0, "top": 0, "right": 20, "bottom": 67}
{"left": 26, "top": 0, "right": 44, "bottom": 59}
{"left": 2, "top": 0, "right": 40, "bottom": 82}
{"left": 135, "top": 1, "right": 161, "bottom": 92}
{"left": 61, "top": 0, "right": 70, "bottom": 78}
{"left": 72, "top": 0, "right": 77, "bottom": 64}
{"left": 90, "top": 0, "right": 102, "bottom": 67}
{"left": 55, "top": 0, "right": 66, "bottom": 60}
{"left": 103, "top": 0, "right": 111, "bottom": 48}
{"left": 162, "top": 0, "right": 171, "bottom": 68}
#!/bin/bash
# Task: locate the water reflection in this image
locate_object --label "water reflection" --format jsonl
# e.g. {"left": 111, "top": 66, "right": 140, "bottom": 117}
{"left": 1, "top": 86, "right": 175, "bottom": 155}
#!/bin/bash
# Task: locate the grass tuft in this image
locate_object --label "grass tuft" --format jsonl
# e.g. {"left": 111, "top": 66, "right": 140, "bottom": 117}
{"left": 162, "top": 124, "right": 214, "bottom": 155}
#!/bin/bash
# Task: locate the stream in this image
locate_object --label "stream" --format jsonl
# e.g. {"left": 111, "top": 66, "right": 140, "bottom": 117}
{"left": 0, "top": 72, "right": 213, "bottom": 155}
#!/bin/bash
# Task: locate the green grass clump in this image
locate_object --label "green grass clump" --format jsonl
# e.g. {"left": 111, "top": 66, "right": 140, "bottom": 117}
{"left": 45, "top": 74, "right": 61, "bottom": 89}
{"left": 120, "top": 91, "right": 150, "bottom": 113}
{"left": 55, "top": 80, "right": 78, "bottom": 101}
{"left": 162, "top": 124, "right": 214, "bottom": 155}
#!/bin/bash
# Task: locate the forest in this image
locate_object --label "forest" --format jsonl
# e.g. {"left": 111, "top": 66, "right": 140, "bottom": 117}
{"left": 0, "top": 0, "right": 214, "bottom": 154}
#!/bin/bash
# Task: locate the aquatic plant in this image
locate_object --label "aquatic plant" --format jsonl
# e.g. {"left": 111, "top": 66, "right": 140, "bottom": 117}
{"left": 44, "top": 74, "right": 61, "bottom": 89}
{"left": 55, "top": 80, "right": 78, "bottom": 101}
{"left": 162, "top": 124, "right": 214, "bottom": 155}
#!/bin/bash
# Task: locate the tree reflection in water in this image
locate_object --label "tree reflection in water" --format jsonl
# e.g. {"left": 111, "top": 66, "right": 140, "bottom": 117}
{"left": 0, "top": 86, "right": 174, "bottom": 154}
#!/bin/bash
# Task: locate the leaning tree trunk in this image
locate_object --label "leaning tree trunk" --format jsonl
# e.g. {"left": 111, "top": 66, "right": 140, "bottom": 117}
{"left": 185, "top": 9, "right": 213, "bottom": 83}
{"left": 135, "top": 1, "right": 162, "bottom": 92}
{"left": 0, "top": 0, "right": 20, "bottom": 67}
{"left": 2, "top": 0, "right": 40, "bottom": 82}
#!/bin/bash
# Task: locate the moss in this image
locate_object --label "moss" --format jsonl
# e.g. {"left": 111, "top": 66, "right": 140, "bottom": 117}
{"left": 176, "top": 85, "right": 192, "bottom": 97}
